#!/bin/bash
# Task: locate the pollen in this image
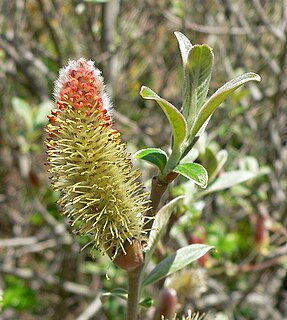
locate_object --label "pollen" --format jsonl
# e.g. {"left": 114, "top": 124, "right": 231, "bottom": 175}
{"left": 46, "top": 58, "right": 149, "bottom": 258}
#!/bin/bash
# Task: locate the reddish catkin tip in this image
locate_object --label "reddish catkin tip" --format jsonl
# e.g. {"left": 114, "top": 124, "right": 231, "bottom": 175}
{"left": 45, "top": 58, "right": 116, "bottom": 147}
{"left": 255, "top": 216, "right": 265, "bottom": 243}
{"left": 153, "top": 288, "right": 177, "bottom": 320}
{"left": 189, "top": 232, "right": 208, "bottom": 267}
{"left": 48, "top": 58, "right": 112, "bottom": 129}
{"left": 254, "top": 215, "right": 269, "bottom": 254}
{"left": 47, "top": 115, "right": 57, "bottom": 123}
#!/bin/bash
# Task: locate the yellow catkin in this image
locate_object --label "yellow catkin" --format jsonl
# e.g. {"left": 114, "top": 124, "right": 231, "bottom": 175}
{"left": 45, "top": 58, "right": 149, "bottom": 258}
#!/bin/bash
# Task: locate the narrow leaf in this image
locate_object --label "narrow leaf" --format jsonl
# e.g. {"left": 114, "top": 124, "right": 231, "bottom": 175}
{"left": 216, "top": 150, "right": 228, "bottom": 171}
{"left": 35, "top": 100, "right": 53, "bottom": 127}
{"left": 190, "top": 73, "right": 261, "bottom": 138}
{"left": 140, "top": 86, "right": 187, "bottom": 151}
{"left": 174, "top": 31, "right": 193, "bottom": 66}
{"left": 101, "top": 288, "right": 128, "bottom": 303}
{"left": 180, "top": 136, "right": 200, "bottom": 160}
{"left": 183, "top": 45, "right": 214, "bottom": 129}
{"left": 173, "top": 163, "right": 208, "bottom": 188}
{"left": 12, "top": 97, "right": 33, "bottom": 130}
{"left": 180, "top": 148, "right": 199, "bottom": 164}
{"left": 143, "top": 244, "right": 214, "bottom": 287}
{"left": 145, "top": 196, "right": 185, "bottom": 262}
{"left": 195, "top": 114, "right": 212, "bottom": 138}
{"left": 139, "top": 297, "right": 154, "bottom": 308}
{"left": 200, "top": 170, "right": 256, "bottom": 196}
{"left": 133, "top": 148, "right": 168, "bottom": 173}
{"left": 210, "top": 149, "right": 228, "bottom": 181}
{"left": 201, "top": 147, "right": 218, "bottom": 179}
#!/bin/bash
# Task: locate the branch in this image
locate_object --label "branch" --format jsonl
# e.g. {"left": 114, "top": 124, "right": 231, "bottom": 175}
{"left": 0, "top": 265, "right": 97, "bottom": 297}
{"left": 76, "top": 295, "right": 102, "bottom": 320}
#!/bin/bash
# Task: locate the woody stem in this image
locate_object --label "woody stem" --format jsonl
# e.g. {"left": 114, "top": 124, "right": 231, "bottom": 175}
{"left": 126, "top": 176, "right": 168, "bottom": 319}
{"left": 127, "top": 265, "right": 144, "bottom": 320}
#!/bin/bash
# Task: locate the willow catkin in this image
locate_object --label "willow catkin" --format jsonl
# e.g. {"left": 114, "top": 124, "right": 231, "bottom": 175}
{"left": 45, "top": 58, "right": 149, "bottom": 258}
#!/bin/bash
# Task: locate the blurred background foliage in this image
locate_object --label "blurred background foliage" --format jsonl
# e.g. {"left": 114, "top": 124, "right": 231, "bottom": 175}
{"left": 0, "top": 0, "right": 286, "bottom": 319}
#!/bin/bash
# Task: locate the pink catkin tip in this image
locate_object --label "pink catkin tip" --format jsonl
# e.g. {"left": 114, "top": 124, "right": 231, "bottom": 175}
{"left": 48, "top": 58, "right": 113, "bottom": 126}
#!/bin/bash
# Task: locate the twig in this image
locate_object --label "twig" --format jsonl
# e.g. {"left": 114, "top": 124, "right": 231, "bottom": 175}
{"left": 251, "top": 0, "right": 285, "bottom": 40}
{"left": 15, "top": 238, "right": 58, "bottom": 257}
{"left": 237, "top": 255, "right": 287, "bottom": 273}
{"left": 163, "top": 9, "right": 272, "bottom": 35}
{"left": 235, "top": 270, "right": 266, "bottom": 309}
{"left": 75, "top": 295, "right": 102, "bottom": 320}
{"left": 33, "top": 197, "right": 71, "bottom": 241}
{"left": 224, "top": 0, "right": 281, "bottom": 75}
{"left": 0, "top": 236, "right": 38, "bottom": 247}
{"left": 37, "top": 0, "right": 63, "bottom": 65}
{"left": 0, "top": 34, "right": 49, "bottom": 100}
{"left": 0, "top": 265, "right": 97, "bottom": 297}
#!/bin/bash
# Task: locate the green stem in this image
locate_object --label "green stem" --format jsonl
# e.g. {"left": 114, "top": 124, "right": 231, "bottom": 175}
{"left": 163, "top": 148, "right": 182, "bottom": 176}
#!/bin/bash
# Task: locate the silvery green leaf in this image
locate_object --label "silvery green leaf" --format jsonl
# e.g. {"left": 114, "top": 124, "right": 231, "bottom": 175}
{"left": 145, "top": 196, "right": 185, "bottom": 262}
{"left": 190, "top": 73, "right": 261, "bottom": 139}
{"left": 182, "top": 44, "right": 214, "bottom": 131}
{"left": 140, "top": 86, "right": 187, "bottom": 152}
{"left": 143, "top": 244, "right": 214, "bottom": 286}
{"left": 174, "top": 31, "right": 193, "bottom": 66}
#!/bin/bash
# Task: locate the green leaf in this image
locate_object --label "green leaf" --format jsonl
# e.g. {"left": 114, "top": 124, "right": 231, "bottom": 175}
{"left": 180, "top": 148, "right": 199, "bottom": 164}
{"left": 174, "top": 31, "right": 193, "bottom": 66}
{"left": 210, "top": 149, "right": 228, "bottom": 182}
{"left": 190, "top": 72, "right": 261, "bottom": 138}
{"left": 145, "top": 196, "right": 185, "bottom": 263}
{"left": 200, "top": 170, "right": 257, "bottom": 196}
{"left": 140, "top": 86, "right": 187, "bottom": 152}
{"left": 216, "top": 150, "right": 228, "bottom": 170}
{"left": 201, "top": 147, "right": 218, "bottom": 179}
{"left": 173, "top": 163, "right": 208, "bottom": 188}
{"left": 35, "top": 100, "right": 53, "bottom": 127}
{"left": 101, "top": 288, "right": 128, "bottom": 303}
{"left": 180, "top": 135, "right": 200, "bottom": 160}
{"left": 133, "top": 148, "right": 168, "bottom": 173}
{"left": 12, "top": 97, "right": 33, "bottom": 130}
{"left": 143, "top": 244, "right": 214, "bottom": 287}
{"left": 139, "top": 297, "right": 154, "bottom": 308}
{"left": 239, "top": 156, "right": 259, "bottom": 173}
{"left": 101, "top": 288, "right": 154, "bottom": 307}
{"left": 182, "top": 44, "right": 214, "bottom": 130}
{"left": 239, "top": 156, "right": 270, "bottom": 176}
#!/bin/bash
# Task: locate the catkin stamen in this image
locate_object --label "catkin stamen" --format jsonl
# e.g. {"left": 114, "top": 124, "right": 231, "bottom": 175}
{"left": 46, "top": 58, "right": 150, "bottom": 257}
